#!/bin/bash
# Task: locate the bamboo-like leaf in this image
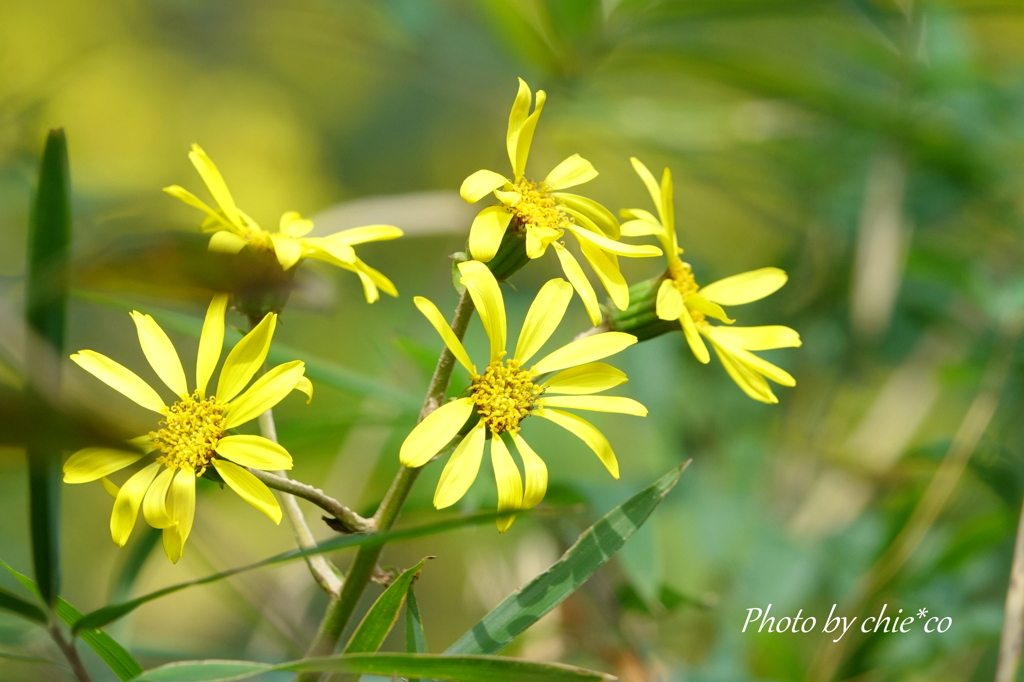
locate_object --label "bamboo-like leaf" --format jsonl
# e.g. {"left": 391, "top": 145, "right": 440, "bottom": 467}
{"left": 1, "top": 560, "right": 143, "bottom": 681}
{"left": 0, "top": 586, "right": 47, "bottom": 624}
{"left": 134, "top": 653, "right": 616, "bottom": 682}
{"left": 345, "top": 557, "right": 431, "bottom": 654}
{"left": 446, "top": 464, "right": 687, "bottom": 655}
{"left": 0, "top": 650, "right": 58, "bottom": 666}
{"left": 109, "top": 526, "right": 162, "bottom": 604}
{"left": 25, "top": 128, "right": 72, "bottom": 607}
{"left": 405, "top": 587, "right": 430, "bottom": 682}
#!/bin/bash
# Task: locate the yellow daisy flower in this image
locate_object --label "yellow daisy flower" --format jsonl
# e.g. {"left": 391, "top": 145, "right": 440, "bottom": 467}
{"left": 164, "top": 144, "right": 403, "bottom": 303}
{"left": 399, "top": 261, "right": 646, "bottom": 531}
{"left": 622, "top": 158, "right": 801, "bottom": 404}
{"left": 62, "top": 295, "right": 312, "bottom": 563}
{"left": 459, "top": 78, "right": 662, "bottom": 326}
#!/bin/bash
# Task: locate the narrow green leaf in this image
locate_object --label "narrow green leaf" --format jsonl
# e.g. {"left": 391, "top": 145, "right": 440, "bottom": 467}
{"left": 135, "top": 653, "right": 616, "bottom": 682}
{"left": 25, "top": 128, "right": 72, "bottom": 607}
{"left": 0, "top": 650, "right": 58, "bottom": 666}
{"left": 110, "top": 526, "right": 162, "bottom": 604}
{"left": 345, "top": 557, "right": 431, "bottom": 654}
{"left": 0, "top": 586, "right": 47, "bottom": 624}
{"left": 1, "top": 559, "right": 143, "bottom": 681}
{"left": 405, "top": 587, "right": 430, "bottom": 682}
{"left": 446, "top": 463, "right": 688, "bottom": 655}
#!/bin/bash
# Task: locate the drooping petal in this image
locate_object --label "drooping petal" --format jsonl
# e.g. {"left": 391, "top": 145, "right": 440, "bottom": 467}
{"left": 216, "top": 312, "right": 277, "bottom": 403}
{"left": 213, "top": 459, "right": 282, "bottom": 523}
{"left": 71, "top": 351, "right": 166, "bottom": 414}
{"left": 679, "top": 308, "right": 710, "bottom": 364}
{"left": 216, "top": 435, "right": 293, "bottom": 471}
{"left": 325, "top": 225, "right": 403, "bottom": 245}
{"left": 538, "top": 395, "right": 647, "bottom": 416}
{"left": 540, "top": 362, "right": 627, "bottom": 395}
{"left": 356, "top": 269, "right": 380, "bottom": 303}
{"left": 490, "top": 434, "right": 524, "bottom": 532}
{"left": 511, "top": 432, "right": 547, "bottom": 510}
{"left": 495, "top": 189, "right": 521, "bottom": 206}
{"left": 578, "top": 240, "right": 629, "bottom": 312}
{"left": 63, "top": 448, "right": 145, "bottom": 484}
{"left": 553, "top": 243, "right": 601, "bottom": 327}
{"left": 553, "top": 193, "right": 619, "bottom": 238}
{"left": 196, "top": 294, "right": 228, "bottom": 397}
{"left": 514, "top": 278, "right": 573, "bottom": 364}
{"left": 711, "top": 341, "right": 777, "bottom": 404}
{"left": 460, "top": 170, "right": 511, "bottom": 204}
{"left": 457, "top": 260, "right": 506, "bottom": 364}
{"left": 164, "top": 468, "right": 197, "bottom": 563}
{"left": 225, "top": 360, "right": 306, "bottom": 429}
{"left": 110, "top": 462, "right": 161, "bottom": 546}
{"left": 563, "top": 222, "right": 662, "bottom": 257}
{"left": 130, "top": 312, "right": 188, "bottom": 398}
{"left": 684, "top": 293, "right": 733, "bottom": 323}
{"left": 101, "top": 477, "right": 120, "bottom": 498}
{"left": 414, "top": 297, "right": 476, "bottom": 373}
{"left": 188, "top": 144, "right": 241, "bottom": 226}
{"left": 535, "top": 408, "right": 619, "bottom": 479}
{"left": 543, "top": 154, "right": 597, "bottom": 191}
{"left": 699, "top": 267, "right": 788, "bottom": 306}
{"left": 269, "top": 233, "right": 303, "bottom": 270}
{"left": 279, "top": 211, "right": 314, "bottom": 238}
{"left": 433, "top": 421, "right": 486, "bottom": 509}
{"left": 718, "top": 342, "right": 796, "bottom": 387}
{"left": 512, "top": 90, "right": 546, "bottom": 180}
{"left": 525, "top": 225, "right": 561, "bottom": 260}
{"left": 534, "top": 332, "right": 637, "bottom": 374}
{"left": 208, "top": 231, "right": 248, "bottom": 254}
{"left": 399, "top": 397, "right": 475, "bottom": 468}
{"left": 656, "top": 279, "right": 684, "bottom": 321}
{"left": 143, "top": 467, "right": 176, "bottom": 529}
{"left": 294, "top": 375, "right": 314, "bottom": 403}
{"left": 630, "top": 158, "right": 663, "bottom": 221}
{"left": 353, "top": 258, "right": 399, "bottom": 301}
{"left": 468, "top": 205, "right": 513, "bottom": 262}
{"left": 707, "top": 325, "right": 802, "bottom": 351}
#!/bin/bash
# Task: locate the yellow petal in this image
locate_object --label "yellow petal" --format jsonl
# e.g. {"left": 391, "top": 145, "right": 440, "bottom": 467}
{"left": 414, "top": 297, "right": 476, "bottom": 373}
{"left": 660, "top": 167, "right": 676, "bottom": 242}
{"left": 457, "top": 260, "right": 506, "bottom": 364}
{"left": 213, "top": 458, "right": 282, "bottom": 523}
{"left": 130, "top": 312, "right": 188, "bottom": 398}
{"left": 525, "top": 225, "right": 561, "bottom": 259}
{"left": 656, "top": 279, "right": 684, "bottom": 321}
{"left": 216, "top": 435, "right": 293, "bottom": 471}
{"left": 433, "top": 421, "right": 486, "bottom": 509}
{"left": 301, "top": 237, "right": 357, "bottom": 265}
{"left": 563, "top": 222, "right": 662, "bottom": 257}
{"left": 167, "top": 468, "right": 197, "bottom": 554}
{"left": 511, "top": 432, "right": 547, "bottom": 510}
{"left": 553, "top": 243, "right": 601, "bottom": 327}
{"left": 553, "top": 193, "right": 619, "bottom": 238}
{"left": 535, "top": 408, "right": 619, "bottom": 479}
{"left": 143, "top": 467, "right": 176, "bottom": 529}
{"left": 490, "top": 434, "right": 523, "bottom": 532}
{"left": 685, "top": 293, "right": 733, "bottom": 323}
{"left": 161, "top": 527, "right": 184, "bottom": 565}
{"left": 538, "top": 395, "right": 647, "bottom": 416}
{"left": 540, "top": 362, "right": 627, "bottom": 395}
{"left": 578, "top": 240, "right": 630, "bottom": 311}
{"left": 698, "top": 267, "right": 788, "bottom": 306}
{"left": 533, "top": 332, "right": 636, "bottom": 374}
{"left": 495, "top": 189, "right": 521, "bottom": 206}
{"left": 630, "top": 158, "right": 663, "bottom": 220}
{"left": 196, "top": 294, "right": 228, "bottom": 397}
{"left": 163, "top": 185, "right": 225, "bottom": 225}
{"left": 512, "top": 90, "right": 546, "bottom": 180}
{"left": 619, "top": 218, "right": 664, "bottom": 238}
{"left": 216, "top": 312, "right": 277, "bottom": 402}
{"left": 270, "top": 233, "right": 303, "bottom": 270}
{"left": 679, "top": 309, "right": 710, "bottom": 364}
{"left": 71, "top": 351, "right": 166, "bottom": 414}
{"left": 188, "top": 144, "right": 240, "bottom": 226}
{"left": 506, "top": 78, "right": 532, "bottom": 174}
{"left": 543, "top": 154, "right": 597, "bottom": 191}
{"left": 294, "top": 375, "right": 314, "bottom": 403}
{"left": 514, "top": 278, "right": 573, "bottom": 364}
{"left": 711, "top": 341, "right": 777, "bottom": 404}
{"left": 354, "top": 258, "right": 398, "bottom": 299}
{"left": 325, "top": 225, "right": 403, "bottom": 245}
{"left": 718, "top": 342, "right": 796, "bottom": 387}
{"left": 208, "top": 230, "right": 248, "bottom": 253}
{"left": 225, "top": 360, "right": 306, "bottom": 429}
{"left": 399, "top": 397, "right": 475, "bottom": 468}
{"left": 63, "top": 448, "right": 144, "bottom": 484}
{"left": 279, "top": 211, "right": 314, "bottom": 238}
{"left": 468, "top": 205, "right": 513, "bottom": 262}
{"left": 460, "top": 169, "right": 511, "bottom": 204}
{"left": 708, "top": 325, "right": 802, "bottom": 351}
{"left": 110, "top": 462, "right": 161, "bottom": 546}
{"left": 101, "top": 477, "right": 120, "bottom": 499}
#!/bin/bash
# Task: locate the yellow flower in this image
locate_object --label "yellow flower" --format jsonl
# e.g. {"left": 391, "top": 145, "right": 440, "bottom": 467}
{"left": 164, "top": 144, "right": 403, "bottom": 303}
{"left": 459, "top": 79, "right": 662, "bottom": 326}
{"left": 62, "top": 295, "right": 312, "bottom": 563}
{"left": 399, "top": 261, "right": 646, "bottom": 531}
{"left": 623, "top": 158, "right": 801, "bottom": 404}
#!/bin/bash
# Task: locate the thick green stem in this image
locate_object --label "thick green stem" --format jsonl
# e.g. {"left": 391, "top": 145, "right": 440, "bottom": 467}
{"left": 295, "top": 289, "right": 476, "bottom": 680}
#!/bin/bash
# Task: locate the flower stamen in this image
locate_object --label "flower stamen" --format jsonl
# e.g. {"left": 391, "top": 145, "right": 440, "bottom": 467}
{"left": 470, "top": 360, "right": 543, "bottom": 434}
{"left": 510, "top": 179, "right": 571, "bottom": 234}
{"left": 152, "top": 391, "right": 226, "bottom": 473}
{"left": 668, "top": 261, "right": 705, "bottom": 324}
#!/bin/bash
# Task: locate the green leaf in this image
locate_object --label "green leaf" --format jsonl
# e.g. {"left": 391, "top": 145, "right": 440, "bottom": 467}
{"left": 405, "top": 587, "right": 430, "bottom": 682}
{"left": 109, "top": 526, "right": 162, "bottom": 604}
{"left": 0, "top": 649, "right": 58, "bottom": 666}
{"left": 72, "top": 290, "right": 420, "bottom": 412}
{"left": 25, "top": 128, "right": 72, "bottom": 607}
{"left": 0, "top": 586, "right": 47, "bottom": 624}
{"left": 1, "top": 559, "right": 143, "bottom": 681}
{"left": 345, "top": 557, "right": 431, "bottom": 654}
{"left": 446, "top": 464, "right": 688, "bottom": 655}
{"left": 135, "top": 653, "right": 616, "bottom": 682}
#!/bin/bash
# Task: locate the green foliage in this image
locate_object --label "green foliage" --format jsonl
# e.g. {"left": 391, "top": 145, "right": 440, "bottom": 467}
{"left": 344, "top": 557, "right": 431, "bottom": 654}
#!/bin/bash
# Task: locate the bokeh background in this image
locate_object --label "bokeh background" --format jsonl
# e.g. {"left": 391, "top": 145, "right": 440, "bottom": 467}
{"left": 2, "top": 0, "right": 1024, "bottom": 680}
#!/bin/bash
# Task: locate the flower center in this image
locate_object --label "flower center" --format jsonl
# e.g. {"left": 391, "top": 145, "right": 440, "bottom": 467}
{"left": 510, "top": 179, "right": 571, "bottom": 234}
{"left": 151, "top": 391, "right": 226, "bottom": 473}
{"left": 470, "top": 360, "right": 543, "bottom": 434}
{"left": 668, "top": 262, "right": 706, "bottom": 324}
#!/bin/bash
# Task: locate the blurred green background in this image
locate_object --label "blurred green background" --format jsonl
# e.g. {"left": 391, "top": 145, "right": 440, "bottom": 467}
{"left": 2, "top": 0, "right": 1024, "bottom": 680}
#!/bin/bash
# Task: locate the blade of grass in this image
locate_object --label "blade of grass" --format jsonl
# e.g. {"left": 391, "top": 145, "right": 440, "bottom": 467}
{"left": 405, "top": 587, "right": 430, "bottom": 682}
{"left": 0, "top": 586, "right": 48, "bottom": 624}
{"left": 344, "top": 557, "right": 431, "bottom": 654}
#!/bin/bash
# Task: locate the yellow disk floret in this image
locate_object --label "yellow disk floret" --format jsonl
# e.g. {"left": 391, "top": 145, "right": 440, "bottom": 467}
{"left": 151, "top": 391, "right": 226, "bottom": 473}
{"left": 470, "top": 359, "right": 544, "bottom": 434}
{"left": 668, "top": 261, "right": 705, "bottom": 324}
{"left": 510, "top": 179, "right": 571, "bottom": 233}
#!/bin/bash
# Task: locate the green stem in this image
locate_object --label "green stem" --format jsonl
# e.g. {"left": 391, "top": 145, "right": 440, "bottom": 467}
{"left": 295, "top": 289, "right": 476, "bottom": 680}
{"left": 50, "top": 623, "right": 92, "bottom": 682}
